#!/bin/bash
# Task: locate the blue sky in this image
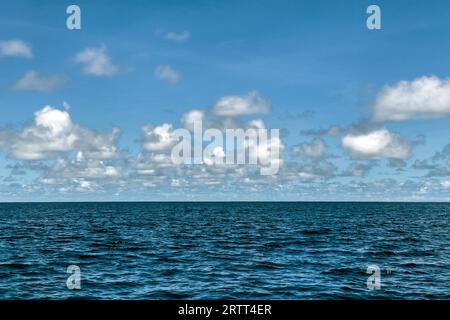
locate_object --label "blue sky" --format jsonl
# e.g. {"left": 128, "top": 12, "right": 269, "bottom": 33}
{"left": 0, "top": 0, "right": 450, "bottom": 201}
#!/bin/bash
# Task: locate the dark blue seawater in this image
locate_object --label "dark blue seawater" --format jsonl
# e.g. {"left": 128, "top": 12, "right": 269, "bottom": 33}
{"left": 0, "top": 202, "right": 449, "bottom": 299}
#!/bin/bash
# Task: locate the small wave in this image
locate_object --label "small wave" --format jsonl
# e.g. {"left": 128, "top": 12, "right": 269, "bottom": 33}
{"left": 301, "top": 228, "right": 332, "bottom": 235}
{"left": 0, "top": 263, "right": 31, "bottom": 269}
{"left": 255, "top": 261, "right": 284, "bottom": 270}
{"left": 322, "top": 267, "right": 358, "bottom": 275}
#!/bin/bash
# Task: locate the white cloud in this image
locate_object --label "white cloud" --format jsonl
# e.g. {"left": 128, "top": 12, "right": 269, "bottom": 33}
{"left": 374, "top": 76, "right": 450, "bottom": 121}
{"left": 155, "top": 65, "right": 181, "bottom": 84}
{"left": 77, "top": 180, "right": 93, "bottom": 191}
{"left": 9, "top": 106, "right": 77, "bottom": 160}
{"left": 0, "top": 105, "right": 120, "bottom": 160}
{"left": 247, "top": 119, "right": 266, "bottom": 129}
{"left": 342, "top": 128, "right": 412, "bottom": 159}
{"left": 164, "top": 31, "right": 190, "bottom": 42}
{"left": 292, "top": 138, "right": 326, "bottom": 158}
{"left": 203, "top": 146, "right": 226, "bottom": 166}
{"left": 301, "top": 125, "right": 341, "bottom": 137}
{"left": 45, "top": 157, "right": 122, "bottom": 182}
{"left": 75, "top": 46, "right": 118, "bottom": 76}
{"left": 213, "top": 91, "right": 270, "bottom": 117}
{"left": 441, "top": 180, "right": 450, "bottom": 189}
{"left": 138, "top": 92, "right": 281, "bottom": 175}
{"left": 284, "top": 160, "right": 337, "bottom": 180}
{"left": 12, "top": 70, "right": 65, "bottom": 92}
{"left": 0, "top": 40, "right": 32, "bottom": 58}
{"left": 142, "top": 123, "right": 177, "bottom": 152}
{"left": 247, "top": 131, "right": 284, "bottom": 175}
{"left": 343, "top": 162, "right": 373, "bottom": 177}
{"left": 181, "top": 109, "right": 204, "bottom": 130}
{"left": 78, "top": 127, "right": 120, "bottom": 160}
{"left": 418, "top": 184, "right": 429, "bottom": 195}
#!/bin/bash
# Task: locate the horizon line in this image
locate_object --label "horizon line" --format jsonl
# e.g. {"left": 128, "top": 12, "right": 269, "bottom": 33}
{"left": 0, "top": 200, "right": 449, "bottom": 204}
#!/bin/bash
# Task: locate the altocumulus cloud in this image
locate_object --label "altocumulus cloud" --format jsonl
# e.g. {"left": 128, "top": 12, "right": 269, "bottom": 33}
{"left": 342, "top": 128, "right": 413, "bottom": 159}
{"left": 0, "top": 39, "right": 32, "bottom": 58}
{"left": 441, "top": 180, "right": 450, "bottom": 189}
{"left": 0, "top": 91, "right": 286, "bottom": 197}
{"left": 12, "top": 70, "right": 66, "bottom": 92}
{"left": 181, "top": 109, "right": 205, "bottom": 131}
{"left": 2, "top": 84, "right": 448, "bottom": 200}
{"left": 75, "top": 46, "right": 118, "bottom": 77}
{"left": 292, "top": 138, "right": 327, "bottom": 158}
{"left": 0, "top": 105, "right": 120, "bottom": 160}
{"left": 213, "top": 91, "right": 271, "bottom": 117}
{"left": 164, "top": 31, "right": 190, "bottom": 42}
{"left": 154, "top": 65, "right": 181, "bottom": 84}
{"left": 142, "top": 123, "right": 177, "bottom": 152}
{"left": 132, "top": 90, "right": 284, "bottom": 188}
{"left": 374, "top": 76, "right": 450, "bottom": 121}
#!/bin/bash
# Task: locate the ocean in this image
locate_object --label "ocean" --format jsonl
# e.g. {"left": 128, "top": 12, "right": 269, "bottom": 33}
{"left": 0, "top": 202, "right": 449, "bottom": 299}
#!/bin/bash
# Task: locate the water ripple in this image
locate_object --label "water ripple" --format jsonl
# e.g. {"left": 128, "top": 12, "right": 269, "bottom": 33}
{"left": 0, "top": 202, "right": 449, "bottom": 299}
